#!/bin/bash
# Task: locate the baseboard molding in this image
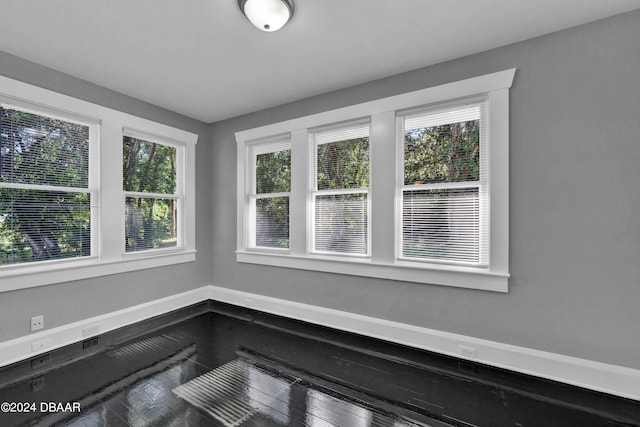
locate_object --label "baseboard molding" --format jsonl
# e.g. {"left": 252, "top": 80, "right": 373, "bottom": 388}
{"left": 0, "top": 286, "right": 210, "bottom": 368}
{"left": 206, "top": 285, "right": 640, "bottom": 401}
{"left": 1, "top": 284, "right": 638, "bottom": 402}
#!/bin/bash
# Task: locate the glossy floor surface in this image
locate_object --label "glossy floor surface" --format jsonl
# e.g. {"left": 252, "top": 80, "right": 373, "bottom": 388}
{"left": 0, "top": 304, "right": 638, "bottom": 426}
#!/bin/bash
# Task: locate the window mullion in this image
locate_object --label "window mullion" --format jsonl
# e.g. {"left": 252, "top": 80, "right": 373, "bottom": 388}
{"left": 370, "top": 111, "right": 396, "bottom": 263}
{"left": 289, "top": 129, "right": 308, "bottom": 256}
{"left": 100, "top": 120, "right": 125, "bottom": 260}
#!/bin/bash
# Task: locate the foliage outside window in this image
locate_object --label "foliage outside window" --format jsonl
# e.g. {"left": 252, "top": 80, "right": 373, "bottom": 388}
{"left": 250, "top": 141, "right": 291, "bottom": 249}
{"left": 0, "top": 106, "right": 93, "bottom": 265}
{"left": 123, "top": 134, "right": 179, "bottom": 252}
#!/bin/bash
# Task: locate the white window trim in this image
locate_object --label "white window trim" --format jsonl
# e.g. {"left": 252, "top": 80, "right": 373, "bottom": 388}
{"left": 236, "top": 69, "right": 515, "bottom": 292}
{"left": 0, "top": 76, "right": 198, "bottom": 293}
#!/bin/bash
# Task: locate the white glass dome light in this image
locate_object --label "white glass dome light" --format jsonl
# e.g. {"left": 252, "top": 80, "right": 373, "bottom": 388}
{"left": 239, "top": 0, "right": 294, "bottom": 32}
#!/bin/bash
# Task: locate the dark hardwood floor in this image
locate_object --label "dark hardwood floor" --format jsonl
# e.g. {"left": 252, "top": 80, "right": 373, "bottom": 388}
{"left": 0, "top": 302, "right": 637, "bottom": 426}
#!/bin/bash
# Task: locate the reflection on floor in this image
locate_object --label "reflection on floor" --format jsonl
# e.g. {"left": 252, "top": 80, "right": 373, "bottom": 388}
{"left": 0, "top": 302, "right": 637, "bottom": 426}
{"left": 173, "top": 358, "right": 429, "bottom": 427}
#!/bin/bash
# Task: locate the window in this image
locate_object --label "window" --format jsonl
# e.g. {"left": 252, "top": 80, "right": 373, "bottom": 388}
{"left": 1, "top": 104, "right": 96, "bottom": 266}
{"left": 312, "top": 122, "right": 370, "bottom": 255}
{"left": 249, "top": 139, "right": 291, "bottom": 249}
{"left": 123, "top": 131, "right": 180, "bottom": 253}
{"left": 0, "top": 75, "right": 197, "bottom": 292}
{"left": 398, "top": 102, "right": 487, "bottom": 265}
{"left": 236, "top": 69, "right": 514, "bottom": 292}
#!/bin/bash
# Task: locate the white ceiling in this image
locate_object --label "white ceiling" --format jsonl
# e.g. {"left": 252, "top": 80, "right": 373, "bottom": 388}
{"left": 1, "top": 1, "right": 638, "bottom": 123}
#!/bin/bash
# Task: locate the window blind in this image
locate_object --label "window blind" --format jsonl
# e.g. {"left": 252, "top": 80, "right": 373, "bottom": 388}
{"left": 400, "top": 102, "right": 487, "bottom": 265}
{"left": 254, "top": 196, "right": 290, "bottom": 249}
{"left": 402, "top": 188, "right": 480, "bottom": 262}
{"left": 314, "top": 192, "right": 368, "bottom": 254}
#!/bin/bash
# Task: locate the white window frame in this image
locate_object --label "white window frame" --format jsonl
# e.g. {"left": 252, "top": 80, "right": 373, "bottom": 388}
{"left": 0, "top": 76, "right": 197, "bottom": 293}
{"left": 236, "top": 69, "right": 514, "bottom": 292}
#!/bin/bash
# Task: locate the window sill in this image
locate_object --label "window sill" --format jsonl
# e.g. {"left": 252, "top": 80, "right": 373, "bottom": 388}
{"left": 236, "top": 250, "right": 508, "bottom": 292}
{"left": 0, "top": 250, "right": 197, "bottom": 293}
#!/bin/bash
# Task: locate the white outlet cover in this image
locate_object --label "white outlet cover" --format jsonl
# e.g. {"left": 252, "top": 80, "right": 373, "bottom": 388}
{"left": 31, "top": 338, "right": 51, "bottom": 352}
{"left": 31, "top": 315, "right": 44, "bottom": 332}
{"left": 459, "top": 345, "right": 478, "bottom": 358}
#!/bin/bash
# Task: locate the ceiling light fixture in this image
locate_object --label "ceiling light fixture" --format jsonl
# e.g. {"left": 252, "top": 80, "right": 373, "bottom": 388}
{"left": 238, "top": 0, "right": 294, "bottom": 32}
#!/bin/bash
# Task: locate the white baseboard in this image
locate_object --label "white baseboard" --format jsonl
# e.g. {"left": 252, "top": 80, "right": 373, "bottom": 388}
{"left": 207, "top": 285, "right": 640, "bottom": 401}
{"left": 0, "top": 286, "right": 210, "bottom": 368}
{"left": 1, "top": 284, "right": 638, "bottom": 402}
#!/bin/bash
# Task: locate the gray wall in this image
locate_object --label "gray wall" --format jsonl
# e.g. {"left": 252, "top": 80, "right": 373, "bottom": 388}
{"left": 0, "top": 52, "right": 212, "bottom": 342}
{"left": 1, "top": 10, "right": 638, "bottom": 371}
{"left": 211, "top": 10, "right": 640, "bottom": 369}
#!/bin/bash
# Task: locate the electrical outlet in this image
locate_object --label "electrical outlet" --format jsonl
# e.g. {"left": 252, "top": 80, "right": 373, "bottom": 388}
{"left": 31, "top": 338, "right": 51, "bottom": 353}
{"left": 31, "top": 315, "right": 44, "bottom": 332}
